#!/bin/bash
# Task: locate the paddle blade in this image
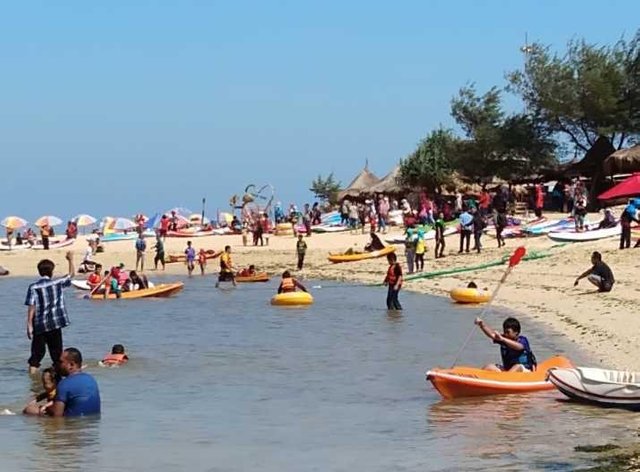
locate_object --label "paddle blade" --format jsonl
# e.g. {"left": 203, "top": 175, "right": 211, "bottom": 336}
{"left": 509, "top": 246, "right": 526, "bottom": 267}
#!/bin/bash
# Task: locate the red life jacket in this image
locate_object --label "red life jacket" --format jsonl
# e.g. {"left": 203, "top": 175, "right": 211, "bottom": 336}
{"left": 386, "top": 263, "right": 402, "bottom": 287}
{"left": 102, "top": 353, "right": 128, "bottom": 366}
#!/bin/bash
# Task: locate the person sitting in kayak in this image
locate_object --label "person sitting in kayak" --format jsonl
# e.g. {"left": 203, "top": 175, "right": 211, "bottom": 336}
{"left": 277, "top": 270, "right": 307, "bottom": 294}
{"left": 238, "top": 265, "right": 257, "bottom": 277}
{"left": 124, "top": 271, "right": 149, "bottom": 291}
{"left": 86, "top": 264, "right": 103, "bottom": 292}
{"left": 474, "top": 317, "right": 536, "bottom": 372}
{"left": 215, "top": 245, "right": 237, "bottom": 287}
{"left": 100, "top": 344, "right": 129, "bottom": 367}
{"left": 364, "top": 231, "right": 385, "bottom": 252}
{"left": 23, "top": 367, "right": 57, "bottom": 416}
{"left": 103, "top": 270, "right": 121, "bottom": 299}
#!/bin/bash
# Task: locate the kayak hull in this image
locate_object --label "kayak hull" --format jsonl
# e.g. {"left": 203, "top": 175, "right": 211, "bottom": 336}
{"left": 426, "top": 356, "right": 573, "bottom": 399}
{"left": 167, "top": 250, "right": 221, "bottom": 264}
{"left": 166, "top": 230, "right": 214, "bottom": 238}
{"left": 236, "top": 272, "right": 270, "bottom": 283}
{"left": 271, "top": 291, "right": 314, "bottom": 306}
{"left": 327, "top": 246, "right": 395, "bottom": 263}
{"left": 449, "top": 288, "right": 491, "bottom": 304}
{"left": 548, "top": 367, "right": 640, "bottom": 410}
{"left": 91, "top": 282, "right": 184, "bottom": 300}
{"left": 547, "top": 225, "right": 620, "bottom": 242}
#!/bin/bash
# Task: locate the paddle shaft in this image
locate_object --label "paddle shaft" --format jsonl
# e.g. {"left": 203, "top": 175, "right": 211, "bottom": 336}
{"left": 449, "top": 264, "right": 514, "bottom": 368}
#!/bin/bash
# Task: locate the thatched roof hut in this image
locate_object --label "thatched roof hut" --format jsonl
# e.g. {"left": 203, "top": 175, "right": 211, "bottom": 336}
{"left": 369, "top": 165, "right": 403, "bottom": 194}
{"left": 337, "top": 165, "right": 380, "bottom": 201}
{"left": 603, "top": 145, "right": 640, "bottom": 175}
{"left": 567, "top": 136, "right": 616, "bottom": 177}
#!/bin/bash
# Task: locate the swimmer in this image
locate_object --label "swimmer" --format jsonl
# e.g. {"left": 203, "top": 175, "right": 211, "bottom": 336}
{"left": 99, "top": 344, "right": 129, "bottom": 367}
{"left": 23, "top": 367, "right": 57, "bottom": 416}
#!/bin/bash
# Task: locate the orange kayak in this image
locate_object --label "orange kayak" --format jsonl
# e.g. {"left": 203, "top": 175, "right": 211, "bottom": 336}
{"left": 167, "top": 249, "right": 221, "bottom": 264}
{"left": 426, "top": 356, "right": 573, "bottom": 399}
{"left": 236, "top": 272, "right": 270, "bottom": 283}
{"left": 91, "top": 282, "right": 184, "bottom": 300}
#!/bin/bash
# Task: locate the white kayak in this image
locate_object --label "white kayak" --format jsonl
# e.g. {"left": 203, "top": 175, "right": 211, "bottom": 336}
{"left": 312, "top": 225, "right": 349, "bottom": 233}
{"left": 32, "top": 238, "right": 75, "bottom": 250}
{"left": 548, "top": 367, "right": 640, "bottom": 410}
{"left": 0, "top": 242, "right": 30, "bottom": 251}
{"left": 547, "top": 225, "right": 620, "bottom": 242}
{"left": 385, "top": 226, "right": 457, "bottom": 245}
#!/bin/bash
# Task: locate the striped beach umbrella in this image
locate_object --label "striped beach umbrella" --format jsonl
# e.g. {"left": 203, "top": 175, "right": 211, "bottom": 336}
{"left": 1, "top": 216, "right": 28, "bottom": 229}
{"left": 72, "top": 214, "right": 97, "bottom": 227}
{"left": 35, "top": 215, "right": 63, "bottom": 227}
{"left": 112, "top": 217, "right": 137, "bottom": 231}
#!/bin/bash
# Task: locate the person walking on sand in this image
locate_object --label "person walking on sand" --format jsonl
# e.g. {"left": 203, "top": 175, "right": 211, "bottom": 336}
{"left": 574, "top": 251, "right": 615, "bottom": 293}
{"left": 383, "top": 253, "right": 403, "bottom": 310}
{"left": 620, "top": 201, "right": 639, "bottom": 249}
{"left": 296, "top": 234, "right": 307, "bottom": 270}
{"left": 40, "top": 224, "right": 51, "bottom": 250}
{"left": 434, "top": 211, "right": 446, "bottom": 258}
{"left": 153, "top": 234, "right": 165, "bottom": 270}
{"left": 458, "top": 207, "right": 473, "bottom": 253}
{"left": 25, "top": 251, "right": 75, "bottom": 375}
{"left": 135, "top": 234, "right": 146, "bottom": 272}
{"left": 184, "top": 241, "right": 196, "bottom": 276}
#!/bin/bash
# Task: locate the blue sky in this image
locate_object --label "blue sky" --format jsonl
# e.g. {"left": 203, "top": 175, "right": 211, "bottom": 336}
{"left": 1, "top": 0, "right": 638, "bottom": 221}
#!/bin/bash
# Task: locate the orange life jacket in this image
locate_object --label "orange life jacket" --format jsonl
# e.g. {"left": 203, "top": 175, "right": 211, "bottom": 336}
{"left": 281, "top": 277, "right": 296, "bottom": 292}
{"left": 102, "top": 353, "right": 128, "bottom": 366}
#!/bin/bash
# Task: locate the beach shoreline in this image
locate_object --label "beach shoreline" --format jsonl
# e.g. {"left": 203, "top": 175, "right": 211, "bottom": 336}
{"left": 2, "top": 211, "right": 637, "bottom": 370}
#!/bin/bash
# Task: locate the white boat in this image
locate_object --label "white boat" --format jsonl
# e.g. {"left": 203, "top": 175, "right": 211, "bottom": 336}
{"left": 547, "top": 225, "right": 620, "bottom": 242}
{"left": 548, "top": 367, "right": 640, "bottom": 410}
{"left": 385, "top": 227, "right": 457, "bottom": 245}
{"left": 0, "top": 242, "right": 30, "bottom": 251}
{"left": 32, "top": 238, "right": 75, "bottom": 250}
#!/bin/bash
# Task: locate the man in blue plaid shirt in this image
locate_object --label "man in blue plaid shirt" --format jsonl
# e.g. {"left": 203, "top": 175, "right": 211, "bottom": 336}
{"left": 25, "top": 251, "right": 75, "bottom": 375}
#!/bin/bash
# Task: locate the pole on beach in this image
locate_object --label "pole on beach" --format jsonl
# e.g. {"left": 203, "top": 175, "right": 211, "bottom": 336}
{"left": 449, "top": 246, "right": 527, "bottom": 368}
{"left": 201, "top": 198, "right": 206, "bottom": 226}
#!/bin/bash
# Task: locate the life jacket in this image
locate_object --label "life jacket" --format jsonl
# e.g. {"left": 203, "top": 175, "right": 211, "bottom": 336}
{"left": 415, "top": 239, "right": 426, "bottom": 254}
{"left": 220, "top": 253, "right": 232, "bottom": 272}
{"left": 102, "top": 353, "right": 128, "bottom": 366}
{"left": 281, "top": 277, "right": 295, "bottom": 292}
{"left": 87, "top": 273, "right": 102, "bottom": 286}
{"left": 386, "top": 263, "right": 401, "bottom": 287}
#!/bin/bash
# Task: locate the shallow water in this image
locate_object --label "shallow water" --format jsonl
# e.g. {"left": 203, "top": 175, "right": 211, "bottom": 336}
{"left": 0, "top": 275, "right": 636, "bottom": 471}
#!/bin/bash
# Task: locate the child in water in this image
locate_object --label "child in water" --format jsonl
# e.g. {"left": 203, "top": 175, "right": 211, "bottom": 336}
{"left": 277, "top": 270, "right": 307, "bottom": 293}
{"left": 198, "top": 249, "right": 207, "bottom": 275}
{"left": 474, "top": 317, "right": 536, "bottom": 372}
{"left": 100, "top": 344, "right": 129, "bottom": 367}
{"left": 23, "top": 367, "right": 57, "bottom": 416}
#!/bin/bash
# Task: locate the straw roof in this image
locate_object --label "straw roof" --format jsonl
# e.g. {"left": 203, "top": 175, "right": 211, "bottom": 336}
{"left": 368, "top": 165, "right": 403, "bottom": 194}
{"left": 337, "top": 165, "right": 380, "bottom": 200}
{"left": 567, "top": 136, "right": 615, "bottom": 177}
{"left": 603, "top": 145, "right": 640, "bottom": 175}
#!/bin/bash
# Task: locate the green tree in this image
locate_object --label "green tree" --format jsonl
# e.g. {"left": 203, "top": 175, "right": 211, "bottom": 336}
{"left": 450, "top": 85, "right": 557, "bottom": 181}
{"left": 309, "top": 173, "right": 341, "bottom": 205}
{"left": 398, "top": 128, "right": 458, "bottom": 193}
{"left": 507, "top": 32, "right": 640, "bottom": 151}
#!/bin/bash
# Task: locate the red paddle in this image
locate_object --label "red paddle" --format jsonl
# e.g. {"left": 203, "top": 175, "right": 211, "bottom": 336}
{"left": 450, "top": 246, "right": 527, "bottom": 368}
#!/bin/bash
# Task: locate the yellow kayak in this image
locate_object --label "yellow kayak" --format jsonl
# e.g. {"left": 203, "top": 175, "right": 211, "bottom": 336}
{"left": 271, "top": 291, "right": 314, "bottom": 306}
{"left": 91, "top": 282, "right": 184, "bottom": 300}
{"left": 449, "top": 287, "right": 491, "bottom": 304}
{"left": 327, "top": 246, "right": 395, "bottom": 263}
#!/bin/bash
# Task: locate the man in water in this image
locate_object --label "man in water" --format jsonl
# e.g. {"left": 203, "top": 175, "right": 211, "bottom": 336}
{"left": 25, "top": 251, "right": 75, "bottom": 375}
{"left": 574, "top": 251, "right": 615, "bottom": 293}
{"left": 383, "top": 252, "right": 403, "bottom": 310}
{"left": 215, "top": 245, "right": 237, "bottom": 287}
{"left": 51, "top": 347, "right": 101, "bottom": 417}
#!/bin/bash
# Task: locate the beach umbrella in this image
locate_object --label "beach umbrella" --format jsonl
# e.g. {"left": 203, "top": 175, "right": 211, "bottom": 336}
{"left": 35, "top": 215, "right": 63, "bottom": 227}
{"left": 111, "top": 217, "right": 137, "bottom": 231}
{"left": 218, "top": 212, "right": 233, "bottom": 224}
{"left": 189, "top": 213, "right": 210, "bottom": 225}
{"left": 1, "top": 216, "right": 28, "bottom": 229}
{"left": 72, "top": 214, "right": 97, "bottom": 227}
{"left": 598, "top": 173, "right": 640, "bottom": 202}
{"left": 145, "top": 213, "right": 161, "bottom": 229}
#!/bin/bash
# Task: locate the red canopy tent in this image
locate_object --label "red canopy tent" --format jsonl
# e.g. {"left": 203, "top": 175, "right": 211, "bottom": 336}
{"left": 598, "top": 173, "right": 640, "bottom": 201}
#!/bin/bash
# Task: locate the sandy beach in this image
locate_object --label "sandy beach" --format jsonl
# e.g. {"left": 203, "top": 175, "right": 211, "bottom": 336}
{"left": 1, "top": 212, "right": 637, "bottom": 371}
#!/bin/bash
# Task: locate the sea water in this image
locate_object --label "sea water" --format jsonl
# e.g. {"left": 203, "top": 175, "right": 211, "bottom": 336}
{"left": 0, "top": 276, "right": 635, "bottom": 471}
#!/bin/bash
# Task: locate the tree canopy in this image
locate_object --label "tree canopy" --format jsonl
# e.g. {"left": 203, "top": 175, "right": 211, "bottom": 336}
{"left": 398, "top": 128, "right": 457, "bottom": 192}
{"left": 309, "top": 173, "right": 341, "bottom": 205}
{"left": 507, "top": 32, "right": 640, "bottom": 152}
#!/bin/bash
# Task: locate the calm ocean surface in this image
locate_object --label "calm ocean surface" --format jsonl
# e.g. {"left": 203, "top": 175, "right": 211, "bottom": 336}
{"left": 0, "top": 275, "right": 636, "bottom": 471}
